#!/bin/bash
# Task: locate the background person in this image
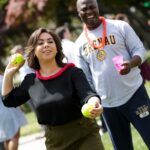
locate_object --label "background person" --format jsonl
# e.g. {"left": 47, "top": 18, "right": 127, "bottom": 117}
{"left": 74, "top": 0, "right": 150, "bottom": 149}
{"left": 2, "top": 28, "right": 104, "bottom": 150}
{"left": 56, "top": 24, "right": 75, "bottom": 63}
{"left": 0, "top": 71, "right": 27, "bottom": 150}
{"left": 115, "top": 13, "right": 130, "bottom": 23}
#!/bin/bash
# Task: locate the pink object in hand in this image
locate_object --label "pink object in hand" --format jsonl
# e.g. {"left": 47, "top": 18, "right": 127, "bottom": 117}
{"left": 112, "top": 55, "right": 124, "bottom": 72}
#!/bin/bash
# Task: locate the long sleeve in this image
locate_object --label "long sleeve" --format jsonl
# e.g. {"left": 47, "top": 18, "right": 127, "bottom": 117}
{"left": 121, "top": 22, "right": 146, "bottom": 63}
{"left": 74, "top": 43, "right": 95, "bottom": 91}
{"left": 2, "top": 74, "right": 31, "bottom": 107}
{"left": 71, "top": 68, "right": 99, "bottom": 105}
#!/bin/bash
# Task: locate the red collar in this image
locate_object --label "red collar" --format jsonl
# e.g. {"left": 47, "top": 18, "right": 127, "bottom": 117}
{"left": 36, "top": 63, "right": 75, "bottom": 80}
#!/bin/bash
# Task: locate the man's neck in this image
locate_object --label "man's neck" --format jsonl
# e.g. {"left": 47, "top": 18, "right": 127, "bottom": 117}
{"left": 86, "top": 21, "right": 101, "bottom": 30}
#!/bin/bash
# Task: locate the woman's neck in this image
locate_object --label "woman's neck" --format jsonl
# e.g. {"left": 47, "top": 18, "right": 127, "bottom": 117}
{"left": 39, "top": 60, "right": 61, "bottom": 77}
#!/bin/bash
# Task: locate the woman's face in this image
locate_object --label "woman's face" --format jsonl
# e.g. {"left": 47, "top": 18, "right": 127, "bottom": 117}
{"left": 35, "top": 32, "right": 57, "bottom": 62}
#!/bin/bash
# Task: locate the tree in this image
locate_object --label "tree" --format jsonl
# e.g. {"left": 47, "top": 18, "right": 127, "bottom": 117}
{"left": 0, "top": 0, "right": 149, "bottom": 70}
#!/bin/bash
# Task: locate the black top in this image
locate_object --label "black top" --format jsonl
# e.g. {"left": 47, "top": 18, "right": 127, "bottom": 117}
{"left": 2, "top": 64, "right": 98, "bottom": 125}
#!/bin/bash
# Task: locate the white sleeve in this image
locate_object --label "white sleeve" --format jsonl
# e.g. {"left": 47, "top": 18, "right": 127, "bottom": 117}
{"left": 74, "top": 44, "right": 95, "bottom": 90}
{"left": 122, "top": 22, "right": 146, "bottom": 63}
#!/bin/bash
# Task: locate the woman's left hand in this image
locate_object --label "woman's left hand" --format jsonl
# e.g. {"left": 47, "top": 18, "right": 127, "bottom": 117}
{"left": 87, "top": 97, "right": 103, "bottom": 118}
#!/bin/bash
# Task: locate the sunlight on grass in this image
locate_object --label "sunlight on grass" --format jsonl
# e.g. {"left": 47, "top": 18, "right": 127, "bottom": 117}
{"left": 145, "top": 81, "right": 150, "bottom": 97}
{"left": 101, "top": 133, "right": 113, "bottom": 150}
{"left": 131, "top": 127, "right": 148, "bottom": 150}
{"left": 101, "top": 126, "right": 148, "bottom": 150}
{"left": 22, "top": 112, "right": 149, "bottom": 149}
{"left": 20, "top": 112, "right": 41, "bottom": 136}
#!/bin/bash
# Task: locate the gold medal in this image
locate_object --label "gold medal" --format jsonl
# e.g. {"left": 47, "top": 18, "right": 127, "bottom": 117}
{"left": 97, "top": 49, "right": 106, "bottom": 61}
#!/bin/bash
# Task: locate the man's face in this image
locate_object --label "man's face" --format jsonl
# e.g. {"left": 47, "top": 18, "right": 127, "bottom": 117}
{"left": 77, "top": 0, "right": 100, "bottom": 29}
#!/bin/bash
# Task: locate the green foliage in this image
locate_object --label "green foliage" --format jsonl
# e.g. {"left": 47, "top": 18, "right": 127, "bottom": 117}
{"left": 146, "top": 51, "right": 150, "bottom": 65}
{"left": 0, "top": 0, "right": 150, "bottom": 69}
{"left": 0, "top": 0, "right": 8, "bottom": 9}
{"left": 143, "top": 1, "right": 150, "bottom": 7}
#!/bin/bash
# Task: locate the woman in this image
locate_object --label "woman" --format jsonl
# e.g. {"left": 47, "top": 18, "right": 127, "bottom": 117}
{"left": 2, "top": 28, "right": 104, "bottom": 150}
{"left": 0, "top": 71, "right": 27, "bottom": 150}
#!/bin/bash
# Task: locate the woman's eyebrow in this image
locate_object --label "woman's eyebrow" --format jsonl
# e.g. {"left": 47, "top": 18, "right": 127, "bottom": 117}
{"left": 38, "top": 37, "right": 53, "bottom": 41}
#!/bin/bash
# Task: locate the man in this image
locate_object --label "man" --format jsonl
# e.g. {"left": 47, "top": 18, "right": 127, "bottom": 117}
{"left": 56, "top": 25, "right": 75, "bottom": 63}
{"left": 115, "top": 13, "right": 130, "bottom": 23}
{"left": 75, "top": 0, "right": 150, "bottom": 149}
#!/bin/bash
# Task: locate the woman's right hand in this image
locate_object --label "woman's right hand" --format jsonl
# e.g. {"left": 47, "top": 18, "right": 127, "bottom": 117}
{"left": 5, "top": 54, "right": 25, "bottom": 76}
{"left": 2, "top": 54, "right": 25, "bottom": 96}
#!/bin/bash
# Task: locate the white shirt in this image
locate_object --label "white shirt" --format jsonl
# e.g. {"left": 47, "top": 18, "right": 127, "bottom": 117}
{"left": 62, "top": 39, "right": 75, "bottom": 63}
{"left": 19, "top": 55, "right": 34, "bottom": 81}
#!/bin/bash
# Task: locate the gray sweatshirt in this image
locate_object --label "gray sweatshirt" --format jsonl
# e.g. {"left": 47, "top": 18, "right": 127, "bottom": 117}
{"left": 74, "top": 19, "right": 146, "bottom": 107}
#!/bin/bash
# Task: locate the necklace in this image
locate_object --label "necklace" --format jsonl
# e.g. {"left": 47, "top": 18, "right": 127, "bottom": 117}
{"left": 84, "top": 16, "right": 107, "bottom": 61}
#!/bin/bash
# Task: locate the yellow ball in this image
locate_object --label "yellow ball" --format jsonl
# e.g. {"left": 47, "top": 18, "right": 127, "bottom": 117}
{"left": 11, "top": 53, "right": 25, "bottom": 65}
{"left": 81, "top": 103, "right": 93, "bottom": 118}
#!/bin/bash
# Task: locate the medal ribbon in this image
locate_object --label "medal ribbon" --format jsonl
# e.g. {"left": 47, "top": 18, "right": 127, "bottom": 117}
{"left": 84, "top": 16, "right": 106, "bottom": 49}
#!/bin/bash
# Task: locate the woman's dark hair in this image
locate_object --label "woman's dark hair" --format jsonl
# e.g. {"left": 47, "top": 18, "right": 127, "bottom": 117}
{"left": 26, "top": 28, "right": 65, "bottom": 70}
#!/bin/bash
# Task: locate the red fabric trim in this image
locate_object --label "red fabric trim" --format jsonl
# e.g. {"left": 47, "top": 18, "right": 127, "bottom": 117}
{"left": 36, "top": 63, "right": 75, "bottom": 80}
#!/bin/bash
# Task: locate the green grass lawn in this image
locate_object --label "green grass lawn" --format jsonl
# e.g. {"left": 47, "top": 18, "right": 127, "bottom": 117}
{"left": 145, "top": 81, "right": 150, "bottom": 97}
{"left": 21, "top": 81, "right": 150, "bottom": 149}
{"left": 20, "top": 112, "right": 41, "bottom": 136}
{"left": 101, "top": 126, "right": 148, "bottom": 150}
{"left": 21, "top": 112, "right": 149, "bottom": 149}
